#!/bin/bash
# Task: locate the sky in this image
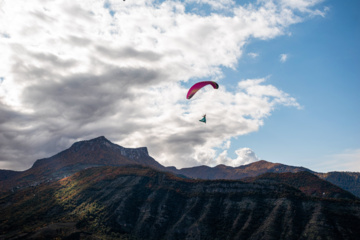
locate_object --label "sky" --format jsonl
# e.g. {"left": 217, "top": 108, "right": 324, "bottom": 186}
{"left": 0, "top": 0, "right": 359, "bottom": 173}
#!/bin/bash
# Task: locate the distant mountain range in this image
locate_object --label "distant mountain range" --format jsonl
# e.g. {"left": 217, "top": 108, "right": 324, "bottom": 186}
{"left": 1, "top": 136, "right": 359, "bottom": 198}
{"left": 175, "top": 160, "right": 311, "bottom": 180}
{"left": 175, "top": 161, "right": 360, "bottom": 199}
{"left": 1, "top": 136, "right": 360, "bottom": 239}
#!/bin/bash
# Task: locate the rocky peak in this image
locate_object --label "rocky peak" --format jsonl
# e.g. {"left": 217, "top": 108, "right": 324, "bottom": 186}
{"left": 69, "top": 136, "right": 112, "bottom": 151}
{"left": 0, "top": 137, "right": 163, "bottom": 193}
{"left": 68, "top": 136, "right": 149, "bottom": 160}
{"left": 239, "top": 160, "right": 276, "bottom": 169}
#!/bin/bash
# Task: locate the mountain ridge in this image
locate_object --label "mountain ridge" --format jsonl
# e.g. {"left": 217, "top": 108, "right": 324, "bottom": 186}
{"left": 1, "top": 136, "right": 360, "bottom": 199}
{"left": 177, "top": 160, "right": 312, "bottom": 180}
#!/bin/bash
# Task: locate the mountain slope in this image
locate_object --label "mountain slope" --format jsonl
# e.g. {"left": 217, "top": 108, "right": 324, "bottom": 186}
{"left": 1, "top": 166, "right": 360, "bottom": 240}
{"left": 0, "top": 136, "right": 165, "bottom": 192}
{"left": 177, "top": 160, "right": 312, "bottom": 180}
{"left": 0, "top": 170, "right": 20, "bottom": 181}
{"left": 316, "top": 172, "right": 360, "bottom": 198}
{"left": 176, "top": 161, "right": 360, "bottom": 198}
{"left": 244, "top": 171, "right": 357, "bottom": 200}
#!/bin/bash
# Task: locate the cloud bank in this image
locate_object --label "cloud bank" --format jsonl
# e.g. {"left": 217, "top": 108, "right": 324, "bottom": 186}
{"left": 0, "top": 0, "right": 324, "bottom": 170}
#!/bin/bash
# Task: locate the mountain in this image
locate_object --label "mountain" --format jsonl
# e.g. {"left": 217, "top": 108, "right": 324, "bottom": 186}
{"left": 177, "top": 160, "right": 312, "bottom": 180}
{"left": 1, "top": 165, "right": 360, "bottom": 240}
{"left": 1, "top": 136, "right": 360, "bottom": 199}
{"left": 244, "top": 171, "right": 357, "bottom": 200}
{"left": 0, "top": 136, "right": 166, "bottom": 192}
{"left": 0, "top": 170, "right": 20, "bottom": 181}
{"left": 316, "top": 172, "right": 360, "bottom": 198}
{"left": 175, "top": 162, "right": 360, "bottom": 198}
{"left": 1, "top": 136, "right": 360, "bottom": 239}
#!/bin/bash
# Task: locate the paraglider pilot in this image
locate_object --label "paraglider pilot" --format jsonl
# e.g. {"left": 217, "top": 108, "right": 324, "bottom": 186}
{"left": 199, "top": 114, "right": 206, "bottom": 123}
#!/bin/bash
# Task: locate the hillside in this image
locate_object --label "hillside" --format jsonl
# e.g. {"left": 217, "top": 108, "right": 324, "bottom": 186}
{"left": 316, "top": 172, "right": 360, "bottom": 198}
{"left": 1, "top": 166, "right": 360, "bottom": 240}
{"left": 244, "top": 171, "right": 357, "bottom": 200}
{"left": 175, "top": 161, "right": 360, "bottom": 199}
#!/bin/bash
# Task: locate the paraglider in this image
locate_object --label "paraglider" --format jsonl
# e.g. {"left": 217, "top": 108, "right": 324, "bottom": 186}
{"left": 199, "top": 114, "right": 206, "bottom": 123}
{"left": 186, "top": 81, "right": 219, "bottom": 99}
{"left": 186, "top": 81, "right": 218, "bottom": 123}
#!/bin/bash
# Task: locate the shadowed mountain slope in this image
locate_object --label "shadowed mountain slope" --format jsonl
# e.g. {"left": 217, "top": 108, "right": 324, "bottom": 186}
{"left": 1, "top": 166, "right": 360, "bottom": 240}
{"left": 0, "top": 136, "right": 165, "bottom": 192}
{"left": 175, "top": 161, "right": 360, "bottom": 199}
{"left": 0, "top": 170, "right": 20, "bottom": 181}
{"left": 316, "top": 172, "right": 360, "bottom": 199}
{"left": 244, "top": 171, "right": 357, "bottom": 200}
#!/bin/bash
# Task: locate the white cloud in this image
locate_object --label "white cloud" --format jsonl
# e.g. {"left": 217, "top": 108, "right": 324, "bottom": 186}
{"left": 280, "top": 53, "right": 288, "bottom": 62}
{"left": 216, "top": 148, "right": 259, "bottom": 167}
{"left": 248, "top": 52, "right": 259, "bottom": 58}
{"left": 279, "top": 0, "right": 324, "bottom": 14}
{"left": 0, "top": 0, "right": 325, "bottom": 170}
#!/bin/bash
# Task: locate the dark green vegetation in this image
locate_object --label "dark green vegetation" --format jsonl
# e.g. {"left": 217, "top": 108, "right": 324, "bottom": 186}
{"left": 1, "top": 166, "right": 360, "bottom": 240}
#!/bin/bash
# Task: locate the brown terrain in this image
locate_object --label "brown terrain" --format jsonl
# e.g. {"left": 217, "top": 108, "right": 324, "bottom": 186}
{"left": 1, "top": 166, "right": 360, "bottom": 240}
{"left": 1, "top": 136, "right": 360, "bottom": 239}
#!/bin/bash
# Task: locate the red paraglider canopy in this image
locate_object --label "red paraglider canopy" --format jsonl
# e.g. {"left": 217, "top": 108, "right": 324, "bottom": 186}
{"left": 186, "top": 81, "right": 219, "bottom": 99}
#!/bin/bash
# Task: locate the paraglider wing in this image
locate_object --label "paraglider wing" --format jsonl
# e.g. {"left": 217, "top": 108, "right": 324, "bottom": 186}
{"left": 186, "top": 81, "right": 219, "bottom": 99}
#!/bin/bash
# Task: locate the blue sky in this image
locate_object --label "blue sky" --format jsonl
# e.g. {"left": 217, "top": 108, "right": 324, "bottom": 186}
{"left": 0, "top": 0, "right": 358, "bottom": 172}
{"left": 223, "top": 0, "right": 360, "bottom": 171}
